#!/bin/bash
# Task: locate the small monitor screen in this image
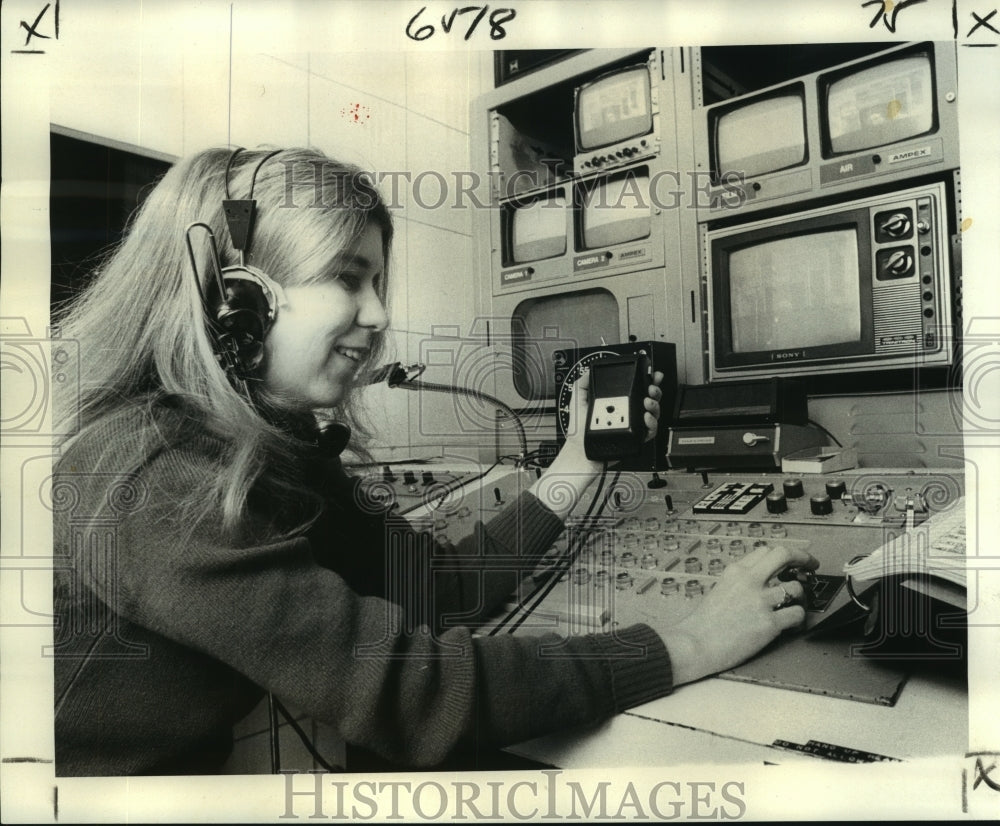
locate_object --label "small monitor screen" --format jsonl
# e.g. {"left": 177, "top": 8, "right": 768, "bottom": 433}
{"left": 728, "top": 229, "right": 862, "bottom": 352}
{"left": 826, "top": 54, "right": 934, "bottom": 154}
{"left": 512, "top": 289, "right": 620, "bottom": 399}
{"left": 577, "top": 66, "right": 652, "bottom": 151}
{"left": 581, "top": 173, "right": 651, "bottom": 249}
{"left": 716, "top": 92, "right": 806, "bottom": 178}
{"left": 510, "top": 194, "right": 568, "bottom": 263}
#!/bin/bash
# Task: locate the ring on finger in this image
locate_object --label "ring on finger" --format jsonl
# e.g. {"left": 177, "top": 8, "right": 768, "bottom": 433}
{"left": 774, "top": 585, "right": 794, "bottom": 610}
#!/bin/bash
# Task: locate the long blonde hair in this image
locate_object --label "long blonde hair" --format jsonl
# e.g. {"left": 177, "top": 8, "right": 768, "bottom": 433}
{"left": 54, "top": 146, "right": 394, "bottom": 540}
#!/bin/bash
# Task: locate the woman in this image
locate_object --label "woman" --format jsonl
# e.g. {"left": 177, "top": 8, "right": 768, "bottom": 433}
{"left": 52, "top": 146, "right": 815, "bottom": 775}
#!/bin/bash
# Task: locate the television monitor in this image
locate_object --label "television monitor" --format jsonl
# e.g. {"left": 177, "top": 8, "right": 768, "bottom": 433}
{"left": 510, "top": 288, "right": 621, "bottom": 400}
{"left": 822, "top": 48, "right": 935, "bottom": 156}
{"left": 728, "top": 229, "right": 862, "bottom": 353}
{"left": 705, "top": 181, "right": 953, "bottom": 380}
{"left": 712, "top": 85, "right": 807, "bottom": 181}
{"left": 577, "top": 169, "right": 651, "bottom": 250}
{"left": 575, "top": 64, "right": 653, "bottom": 152}
{"left": 694, "top": 41, "right": 959, "bottom": 220}
{"left": 504, "top": 191, "right": 568, "bottom": 265}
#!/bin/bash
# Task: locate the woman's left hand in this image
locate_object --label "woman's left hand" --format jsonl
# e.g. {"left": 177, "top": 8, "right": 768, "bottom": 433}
{"left": 532, "top": 368, "right": 665, "bottom": 519}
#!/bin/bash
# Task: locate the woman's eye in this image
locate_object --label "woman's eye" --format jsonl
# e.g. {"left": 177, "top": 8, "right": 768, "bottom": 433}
{"left": 337, "top": 274, "right": 362, "bottom": 292}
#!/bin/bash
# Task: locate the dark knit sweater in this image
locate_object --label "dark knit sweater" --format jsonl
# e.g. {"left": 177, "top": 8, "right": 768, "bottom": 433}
{"left": 52, "top": 407, "right": 673, "bottom": 775}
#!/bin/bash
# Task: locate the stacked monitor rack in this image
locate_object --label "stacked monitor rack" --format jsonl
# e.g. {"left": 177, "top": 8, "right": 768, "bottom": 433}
{"left": 467, "top": 43, "right": 964, "bottom": 462}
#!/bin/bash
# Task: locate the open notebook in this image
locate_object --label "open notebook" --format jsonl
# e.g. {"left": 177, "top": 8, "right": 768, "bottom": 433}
{"left": 843, "top": 496, "right": 967, "bottom": 589}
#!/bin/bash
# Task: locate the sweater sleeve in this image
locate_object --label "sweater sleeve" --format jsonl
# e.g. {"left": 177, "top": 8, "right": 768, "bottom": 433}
{"left": 74, "top": 446, "right": 674, "bottom": 768}
{"left": 375, "top": 489, "right": 566, "bottom": 635}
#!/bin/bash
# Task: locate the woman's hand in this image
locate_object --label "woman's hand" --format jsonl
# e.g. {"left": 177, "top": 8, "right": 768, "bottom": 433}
{"left": 530, "top": 368, "right": 665, "bottom": 520}
{"left": 658, "top": 544, "right": 819, "bottom": 687}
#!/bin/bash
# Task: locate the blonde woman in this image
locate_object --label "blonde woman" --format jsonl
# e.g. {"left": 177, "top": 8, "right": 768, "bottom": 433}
{"left": 52, "top": 146, "right": 815, "bottom": 775}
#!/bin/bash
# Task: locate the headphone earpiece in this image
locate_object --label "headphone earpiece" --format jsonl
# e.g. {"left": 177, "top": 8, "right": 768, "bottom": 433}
{"left": 212, "top": 265, "right": 285, "bottom": 375}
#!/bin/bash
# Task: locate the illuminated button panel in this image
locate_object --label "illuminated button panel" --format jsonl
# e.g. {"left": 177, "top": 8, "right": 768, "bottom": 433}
{"left": 692, "top": 482, "right": 774, "bottom": 515}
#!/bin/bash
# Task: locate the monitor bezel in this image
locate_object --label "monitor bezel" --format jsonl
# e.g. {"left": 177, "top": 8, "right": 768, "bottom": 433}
{"left": 502, "top": 187, "right": 571, "bottom": 267}
{"left": 818, "top": 41, "right": 939, "bottom": 159}
{"left": 710, "top": 206, "right": 876, "bottom": 371}
{"left": 709, "top": 81, "right": 809, "bottom": 186}
{"left": 574, "top": 165, "right": 654, "bottom": 253}
{"left": 573, "top": 62, "right": 655, "bottom": 154}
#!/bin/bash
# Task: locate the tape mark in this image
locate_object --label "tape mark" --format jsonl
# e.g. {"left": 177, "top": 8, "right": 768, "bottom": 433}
{"left": 1, "top": 756, "right": 54, "bottom": 763}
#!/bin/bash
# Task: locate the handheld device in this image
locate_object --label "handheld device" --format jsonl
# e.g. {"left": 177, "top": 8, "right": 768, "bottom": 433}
{"left": 583, "top": 353, "right": 651, "bottom": 462}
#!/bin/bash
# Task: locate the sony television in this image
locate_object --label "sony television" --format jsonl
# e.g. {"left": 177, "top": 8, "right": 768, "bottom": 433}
{"left": 574, "top": 51, "right": 662, "bottom": 174}
{"left": 704, "top": 181, "right": 955, "bottom": 381}
{"left": 695, "top": 41, "right": 959, "bottom": 218}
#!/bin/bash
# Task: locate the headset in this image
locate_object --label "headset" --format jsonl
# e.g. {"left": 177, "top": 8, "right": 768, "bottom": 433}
{"left": 185, "top": 148, "right": 285, "bottom": 399}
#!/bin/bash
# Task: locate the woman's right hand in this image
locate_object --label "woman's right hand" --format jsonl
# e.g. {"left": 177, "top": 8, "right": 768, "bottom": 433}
{"left": 658, "top": 544, "right": 819, "bottom": 687}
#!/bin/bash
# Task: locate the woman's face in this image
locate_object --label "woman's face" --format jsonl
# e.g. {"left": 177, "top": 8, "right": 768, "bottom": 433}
{"left": 262, "top": 224, "right": 388, "bottom": 410}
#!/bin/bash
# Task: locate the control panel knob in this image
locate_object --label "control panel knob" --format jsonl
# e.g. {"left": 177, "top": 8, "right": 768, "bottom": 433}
{"left": 884, "top": 249, "right": 914, "bottom": 277}
{"left": 381, "top": 464, "right": 397, "bottom": 483}
{"left": 742, "top": 431, "right": 770, "bottom": 447}
{"left": 880, "top": 212, "right": 912, "bottom": 237}
{"left": 825, "top": 480, "right": 847, "bottom": 500}
{"left": 810, "top": 494, "right": 833, "bottom": 516}
{"left": 402, "top": 470, "right": 418, "bottom": 486}
{"left": 765, "top": 492, "right": 788, "bottom": 514}
{"left": 916, "top": 220, "right": 931, "bottom": 234}
{"left": 421, "top": 471, "right": 434, "bottom": 486}
{"left": 782, "top": 478, "right": 804, "bottom": 499}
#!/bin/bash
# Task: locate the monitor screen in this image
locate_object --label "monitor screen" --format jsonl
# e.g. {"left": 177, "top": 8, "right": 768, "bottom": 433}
{"left": 512, "top": 289, "right": 620, "bottom": 399}
{"left": 509, "top": 193, "right": 568, "bottom": 263}
{"left": 576, "top": 66, "right": 652, "bottom": 151}
{"left": 580, "top": 172, "right": 651, "bottom": 249}
{"left": 728, "top": 229, "right": 862, "bottom": 352}
{"left": 715, "top": 91, "right": 806, "bottom": 179}
{"left": 825, "top": 53, "right": 934, "bottom": 155}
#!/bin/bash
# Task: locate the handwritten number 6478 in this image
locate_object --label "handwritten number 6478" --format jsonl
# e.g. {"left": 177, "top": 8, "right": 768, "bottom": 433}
{"left": 406, "top": 5, "right": 517, "bottom": 41}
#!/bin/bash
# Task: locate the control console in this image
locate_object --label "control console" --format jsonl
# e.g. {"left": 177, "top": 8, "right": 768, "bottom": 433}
{"left": 490, "top": 468, "right": 964, "bottom": 648}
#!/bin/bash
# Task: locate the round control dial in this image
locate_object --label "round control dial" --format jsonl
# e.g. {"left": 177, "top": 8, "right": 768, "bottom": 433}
{"left": 782, "top": 478, "right": 804, "bottom": 499}
{"left": 766, "top": 492, "right": 788, "bottom": 514}
{"left": 879, "top": 212, "right": 912, "bottom": 238}
{"left": 825, "top": 480, "right": 847, "bottom": 500}
{"left": 884, "top": 249, "right": 915, "bottom": 277}
{"left": 810, "top": 494, "right": 833, "bottom": 516}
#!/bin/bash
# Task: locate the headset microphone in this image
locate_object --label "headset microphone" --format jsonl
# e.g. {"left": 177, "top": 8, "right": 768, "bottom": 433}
{"left": 185, "top": 148, "right": 284, "bottom": 398}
